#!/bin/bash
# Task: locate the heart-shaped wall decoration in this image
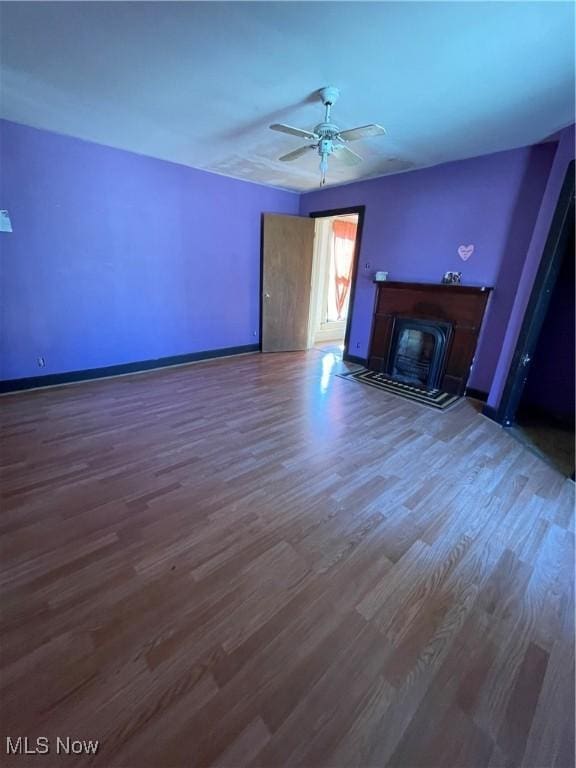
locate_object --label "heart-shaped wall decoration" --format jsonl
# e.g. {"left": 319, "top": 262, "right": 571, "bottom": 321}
{"left": 458, "top": 244, "right": 474, "bottom": 261}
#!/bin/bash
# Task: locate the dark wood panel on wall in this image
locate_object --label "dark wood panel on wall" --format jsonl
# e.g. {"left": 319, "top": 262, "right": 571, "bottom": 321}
{"left": 368, "top": 281, "right": 492, "bottom": 395}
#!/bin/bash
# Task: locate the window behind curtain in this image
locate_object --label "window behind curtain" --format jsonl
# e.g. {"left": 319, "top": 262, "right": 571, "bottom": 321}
{"left": 326, "top": 219, "right": 357, "bottom": 322}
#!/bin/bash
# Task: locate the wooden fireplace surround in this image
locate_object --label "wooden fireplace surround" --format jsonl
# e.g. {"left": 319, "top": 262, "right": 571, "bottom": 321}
{"left": 368, "top": 281, "right": 492, "bottom": 395}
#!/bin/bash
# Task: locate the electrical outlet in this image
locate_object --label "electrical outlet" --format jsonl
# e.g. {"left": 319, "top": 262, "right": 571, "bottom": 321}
{"left": 364, "top": 262, "right": 371, "bottom": 270}
{"left": 356, "top": 342, "right": 361, "bottom": 349}
{"left": 37, "top": 356, "right": 45, "bottom": 368}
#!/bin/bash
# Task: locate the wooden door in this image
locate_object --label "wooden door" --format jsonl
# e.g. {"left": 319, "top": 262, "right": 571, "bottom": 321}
{"left": 262, "top": 214, "right": 316, "bottom": 352}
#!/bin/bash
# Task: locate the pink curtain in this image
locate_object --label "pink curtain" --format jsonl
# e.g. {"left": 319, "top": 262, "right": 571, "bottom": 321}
{"left": 330, "top": 220, "right": 357, "bottom": 321}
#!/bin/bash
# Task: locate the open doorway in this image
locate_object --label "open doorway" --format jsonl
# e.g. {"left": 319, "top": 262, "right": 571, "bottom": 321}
{"left": 308, "top": 213, "right": 359, "bottom": 353}
{"left": 259, "top": 206, "right": 364, "bottom": 357}
{"left": 487, "top": 161, "right": 575, "bottom": 478}
{"left": 307, "top": 206, "right": 365, "bottom": 361}
{"left": 511, "top": 222, "right": 575, "bottom": 476}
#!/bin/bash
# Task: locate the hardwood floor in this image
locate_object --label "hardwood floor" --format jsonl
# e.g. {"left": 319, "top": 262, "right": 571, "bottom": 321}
{"left": 0, "top": 349, "right": 574, "bottom": 767}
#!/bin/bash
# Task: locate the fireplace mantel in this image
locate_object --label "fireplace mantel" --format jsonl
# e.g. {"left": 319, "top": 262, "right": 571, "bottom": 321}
{"left": 372, "top": 280, "right": 492, "bottom": 293}
{"left": 368, "top": 281, "right": 493, "bottom": 395}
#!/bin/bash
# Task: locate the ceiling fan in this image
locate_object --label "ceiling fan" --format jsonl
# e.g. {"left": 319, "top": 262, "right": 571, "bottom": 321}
{"left": 270, "top": 86, "right": 386, "bottom": 186}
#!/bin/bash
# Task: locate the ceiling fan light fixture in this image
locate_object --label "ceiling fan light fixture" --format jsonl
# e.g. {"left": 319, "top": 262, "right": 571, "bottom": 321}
{"left": 320, "top": 152, "right": 332, "bottom": 186}
{"left": 269, "top": 86, "right": 387, "bottom": 186}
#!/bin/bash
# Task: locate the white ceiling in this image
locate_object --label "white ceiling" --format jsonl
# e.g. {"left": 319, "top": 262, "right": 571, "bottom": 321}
{"left": 1, "top": 2, "right": 574, "bottom": 192}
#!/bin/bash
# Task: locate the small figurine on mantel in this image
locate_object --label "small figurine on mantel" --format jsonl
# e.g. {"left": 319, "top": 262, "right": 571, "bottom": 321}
{"left": 442, "top": 271, "right": 462, "bottom": 285}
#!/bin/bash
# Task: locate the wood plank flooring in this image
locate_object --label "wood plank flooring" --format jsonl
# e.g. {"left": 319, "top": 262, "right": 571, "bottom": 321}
{"left": 0, "top": 349, "right": 574, "bottom": 767}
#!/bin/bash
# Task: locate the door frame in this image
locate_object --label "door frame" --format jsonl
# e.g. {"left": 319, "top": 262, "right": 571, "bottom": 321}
{"left": 483, "top": 160, "right": 575, "bottom": 426}
{"left": 307, "top": 205, "right": 366, "bottom": 362}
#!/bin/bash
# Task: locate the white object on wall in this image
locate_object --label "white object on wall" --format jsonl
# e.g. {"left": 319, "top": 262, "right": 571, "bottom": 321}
{"left": 0, "top": 210, "right": 13, "bottom": 233}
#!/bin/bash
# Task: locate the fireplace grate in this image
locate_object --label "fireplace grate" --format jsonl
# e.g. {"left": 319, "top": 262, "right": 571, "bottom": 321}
{"left": 394, "top": 353, "right": 431, "bottom": 378}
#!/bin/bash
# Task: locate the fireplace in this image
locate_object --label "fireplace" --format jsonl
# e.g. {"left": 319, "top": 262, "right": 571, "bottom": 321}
{"left": 368, "top": 281, "right": 492, "bottom": 395}
{"left": 387, "top": 318, "right": 451, "bottom": 390}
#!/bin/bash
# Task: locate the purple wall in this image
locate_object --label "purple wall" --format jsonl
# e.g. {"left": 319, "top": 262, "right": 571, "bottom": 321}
{"left": 521, "top": 226, "right": 575, "bottom": 422}
{"left": 300, "top": 144, "right": 556, "bottom": 393}
{"left": 1, "top": 118, "right": 566, "bottom": 398}
{"left": 488, "top": 125, "right": 575, "bottom": 408}
{"left": 0, "top": 120, "right": 298, "bottom": 381}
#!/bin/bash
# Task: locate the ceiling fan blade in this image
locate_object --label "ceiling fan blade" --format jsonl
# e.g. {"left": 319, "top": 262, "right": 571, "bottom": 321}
{"left": 338, "top": 123, "right": 386, "bottom": 142}
{"left": 270, "top": 123, "right": 318, "bottom": 140}
{"left": 278, "top": 145, "right": 316, "bottom": 162}
{"left": 334, "top": 144, "right": 363, "bottom": 166}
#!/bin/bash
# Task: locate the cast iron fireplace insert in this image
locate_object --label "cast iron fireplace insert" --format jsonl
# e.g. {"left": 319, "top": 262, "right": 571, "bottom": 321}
{"left": 386, "top": 317, "right": 452, "bottom": 390}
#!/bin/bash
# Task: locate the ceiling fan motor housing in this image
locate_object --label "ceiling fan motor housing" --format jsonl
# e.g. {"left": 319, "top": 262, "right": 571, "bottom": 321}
{"left": 320, "top": 86, "right": 340, "bottom": 106}
{"left": 315, "top": 122, "right": 340, "bottom": 139}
